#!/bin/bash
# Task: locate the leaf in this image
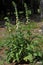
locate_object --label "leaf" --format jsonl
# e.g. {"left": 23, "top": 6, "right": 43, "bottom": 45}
{"left": 30, "top": 45, "right": 34, "bottom": 50}
{"left": 37, "top": 51, "right": 42, "bottom": 57}
{"left": 16, "top": 53, "right": 19, "bottom": 61}
{"left": 34, "top": 53, "right": 38, "bottom": 57}
{"left": 34, "top": 51, "right": 42, "bottom": 57}
{"left": 24, "top": 53, "right": 33, "bottom": 62}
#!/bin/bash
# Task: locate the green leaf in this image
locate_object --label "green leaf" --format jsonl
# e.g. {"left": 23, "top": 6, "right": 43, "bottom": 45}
{"left": 37, "top": 51, "right": 42, "bottom": 57}
{"left": 24, "top": 53, "right": 33, "bottom": 62}
{"left": 16, "top": 53, "right": 19, "bottom": 61}
{"left": 34, "top": 53, "right": 38, "bottom": 57}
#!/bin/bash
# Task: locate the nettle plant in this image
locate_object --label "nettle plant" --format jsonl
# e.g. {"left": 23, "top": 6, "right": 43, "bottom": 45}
{"left": 5, "top": 21, "right": 43, "bottom": 63}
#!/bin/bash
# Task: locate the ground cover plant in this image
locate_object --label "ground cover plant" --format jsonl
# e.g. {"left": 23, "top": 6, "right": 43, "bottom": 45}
{"left": 0, "top": 15, "right": 43, "bottom": 65}
{"left": 0, "top": 16, "right": 43, "bottom": 65}
{"left": 2, "top": 21, "right": 42, "bottom": 64}
{"left": 0, "top": 21, "right": 43, "bottom": 65}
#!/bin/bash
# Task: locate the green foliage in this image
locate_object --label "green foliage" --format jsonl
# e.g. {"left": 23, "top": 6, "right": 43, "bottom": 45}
{"left": 4, "top": 17, "right": 10, "bottom": 22}
{"left": 4, "top": 22, "right": 43, "bottom": 63}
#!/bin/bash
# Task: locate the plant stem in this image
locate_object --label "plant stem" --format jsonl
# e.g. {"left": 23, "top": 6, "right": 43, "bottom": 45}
{"left": 12, "top": 1, "right": 19, "bottom": 23}
{"left": 24, "top": 3, "right": 28, "bottom": 23}
{"left": 12, "top": 1, "right": 19, "bottom": 29}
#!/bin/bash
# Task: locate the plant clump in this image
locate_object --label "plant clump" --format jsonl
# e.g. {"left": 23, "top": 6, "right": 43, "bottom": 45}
{"left": 4, "top": 21, "right": 43, "bottom": 64}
